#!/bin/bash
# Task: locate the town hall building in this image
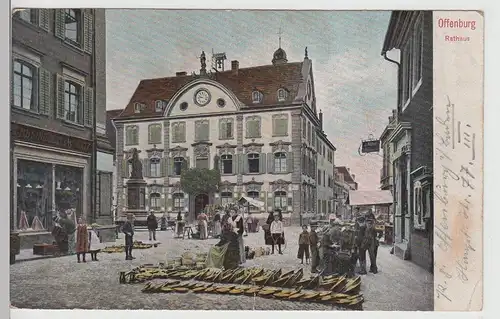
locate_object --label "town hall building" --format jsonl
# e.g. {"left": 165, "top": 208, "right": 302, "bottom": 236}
{"left": 111, "top": 46, "right": 336, "bottom": 224}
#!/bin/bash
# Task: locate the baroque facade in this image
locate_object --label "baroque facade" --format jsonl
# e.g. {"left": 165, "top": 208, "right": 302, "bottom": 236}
{"left": 381, "top": 11, "right": 433, "bottom": 272}
{"left": 112, "top": 48, "right": 336, "bottom": 223}
{"left": 10, "top": 9, "right": 113, "bottom": 248}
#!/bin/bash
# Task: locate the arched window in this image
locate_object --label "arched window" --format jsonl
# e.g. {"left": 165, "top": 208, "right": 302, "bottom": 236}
{"left": 277, "top": 88, "right": 288, "bottom": 102}
{"left": 173, "top": 157, "right": 184, "bottom": 176}
{"left": 150, "top": 193, "right": 161, "bottom": 210}
{"left": 13, "top": 59, "right": 36, "bottom": 111}
{"left": 125, "top": 125, "right": 138, "bottom": 145}
{"left": 150, "top": 156, "right": 161, "bottom": 177}
{"left": 173, "top": 193, "right": 184, "bottom": 210}
{"left": 155, "top": 100, "right": 164, "bottom": 112}
{"left": 247, "top": 153, "right": 260, "bottom": 173}
{"left": 274, "top": 191, "right": 287, "bottom": 209}
{"left": 221, "top": 191, "right": 233, "bottom": 206}
{"left": 148, "top": 124, "right": 162, "bottom": 144}
{"left": 252, "top": 91, "right": 263, "bottom": 104}
{"left": 274, "top": 152, "right": 287, "bottom": 173}
{"left": 221, "top": 154, "right": 233, "bottom": 174}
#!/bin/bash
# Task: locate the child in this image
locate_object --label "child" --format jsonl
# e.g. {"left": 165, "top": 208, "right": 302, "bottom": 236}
{"left": 270, "top": 215, "right": 284, "bottom": 254}
{"left": 88, "top": 227, "right": 105, "bottom": 261}
{"left": 297, "top": 225, "right": 310, "bottom": 264}
{"left": 309, "top": 225, "right": 320, "bottom": 273}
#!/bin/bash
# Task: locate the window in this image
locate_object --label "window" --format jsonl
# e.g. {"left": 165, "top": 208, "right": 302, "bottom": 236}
{"left": 155, "top": 100, "right": 164, "bottom": 112}
{"left": 173, "top": 193, "right": 184, "bottom": 210}
{"left": 15, "top": 9, "right": 38, "bottom": 24}
{"left": 13, "top": 60, "right": 37, "bottom": 111}
{"left": 277, "top": 88, "right": 288, "bottom": 102}
{"left": 412, "top": 15, "right": 424, "bottom": 92}
{"left": 323, "top": 171, "right": 326, "bottom": 187}
{"left": 221, "top": 154, "right": 233, "bottom": 174}
{"left": 64, "top": 9, "right": 81, "bottom": 45}
{"left": 402, "top": 40, "right": 412, "bottom": 108}
{"left": 54, "top": 164, "right": 83, "bottom": 222}
{"left": 219, "top": 118, "right": 234, "bottom": 139}
{"left": 246, "top": 116, "right": 261, "bottom": 138}
{"left": 195, "top": 120, "right": 209, "bottom": 141}
{"left": 413, "top": 181, "right": 424, "bottom": 229}
{"left": 173, "top": 157, "right": 184, "bottom": 176}
{"left": 221, "top": 191, "right": 233, "bottom": 206}
{"left": 274, "top": 152, "right": 287, "bottom": 173}
{"left": 171, "top": 122, "right": 186, "bottom": 143}
{"left": 150, "top": 193, "right": 161, "bottom": 210}
{"left": 272, "top": 114, "right": 288, "bottom": 136}
{"left": 196, "top": 158, "right": 209, "bottom": 169}
{"left": 247, "top": 153, "right": 260, "bottom": 173}
{"left": 134, "top": 102, "right": 142, "bottom": 113}
{"left": 125, "top": 126, "right": 138, "bottom": 145}
{"left": 148, "top": 124, "right": 162, "bottom": 144}
{"left": 317, "top": 169, "right": 322, "bottom": 185}
{"left": 302, "top": 118, "right": 306, "bottom": 138}
{"left": 274, "top": 191, "right": 287, "bottom": 209}
{"left": 150, "top": 157, "right": 161, "bottom": 177}
{"left": 64, "top": 80, "right": 82, "bottom": 123}
{"left": 252, "top": 91, "right": 263, "bottom": 104}
{"left": 302, "top": 154, "right": 307, "bottom": 174}
{"left": 307, "top": 122, "right": 311, "bottom": 144}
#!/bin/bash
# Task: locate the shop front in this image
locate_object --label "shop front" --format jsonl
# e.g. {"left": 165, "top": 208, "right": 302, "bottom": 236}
{"left": 11, "top": 124, "right": 91, "bottom": 249}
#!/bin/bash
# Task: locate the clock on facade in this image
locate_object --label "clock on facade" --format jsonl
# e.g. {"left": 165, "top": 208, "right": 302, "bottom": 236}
{"left": 194, "top": 88, "right": 211, "bottom": 106}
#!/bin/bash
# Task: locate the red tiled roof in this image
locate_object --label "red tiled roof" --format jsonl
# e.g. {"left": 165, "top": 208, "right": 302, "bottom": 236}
{"left": 336, "top": 166, "right": 357, "bottom": 185}
{"left": 116, "top": 61, "right": 305, "bottom": 120}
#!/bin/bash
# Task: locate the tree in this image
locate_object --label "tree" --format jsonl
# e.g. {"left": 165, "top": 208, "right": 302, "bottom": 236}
{"left": 180, "top": 167, "right": 221, "bottom": 196}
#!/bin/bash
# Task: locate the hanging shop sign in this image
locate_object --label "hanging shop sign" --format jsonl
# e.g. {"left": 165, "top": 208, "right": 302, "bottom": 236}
{"left": 11, "top": 123, "right": 92, "bottom": 154}
{"left": 361, "top": 140, "right": 380, "bottom": 153}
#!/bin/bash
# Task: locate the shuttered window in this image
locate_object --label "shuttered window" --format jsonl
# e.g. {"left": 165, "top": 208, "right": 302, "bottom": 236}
{"left": 272, "top": 114, "right": 288, "bottom": 136}
{"left": 148, "top": 124, "right": 162, "bottom": 144}
{"left": 195, "top": 120, "right": 209, "bottom": 141}
{"left": 150, "top": 193, "right": 161, "bottom": 210}
{"left": 12, "top": 60, "right": 37, "bottom": 112}
{"left": 171, "top": 122, "right": 186, "bottom": 143}
{"left": 125, "top": 126, "right": 139, "bottom": 145}
{"left": 245, "top": 116, "right": 261, "bottom": 138}
{"left": 221, "top": 154, "right": 233, "bottom": 174}
{"left": 150, "top": 157, "right": 161, "bottom": 177}
{"left": 219, "top": 118, "right": 234, "bottom": 139}
{"left": 64, "top": 80, "right": 83, "bottom": 124}
{"left": 247, "top": 153, "right": 260, "bottom": 173}
{"left": 274, "top": 152, "right": 287, "bottom": 173}
{"left": 55, "top": 9, "right": 93, "bottom": 54}
{"left": 274, "top": 191, "right": 287, "bottom": 209}
{"left": 173, "top": 193, "right": 184, "bottom": 210}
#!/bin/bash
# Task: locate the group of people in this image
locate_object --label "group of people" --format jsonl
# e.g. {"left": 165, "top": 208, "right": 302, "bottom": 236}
{"left": 206, "top": 208, "right": 246, "bottom": 269}
{"left": 51, "top": 211, "right": 105, "bottom": 262}
{"left": 297, "top": 224, "right": 321, "bottom": 272}
{"left": 353, "top": 211, "right": 380, "bottom": 274}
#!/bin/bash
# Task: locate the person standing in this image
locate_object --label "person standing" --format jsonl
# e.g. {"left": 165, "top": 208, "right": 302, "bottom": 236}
{"left": 197, "top": 210, "right": 208, "bottom": 240}
{"left": 275, "top": 209, "right": 286, "bottom": 244}
{"left": 246, "top": 213, "right": 254, "bottom": 233}
{"left": 75, "top": 218, "right": 89, "bottom": 263}
{"left": 297, "top": 225, "right": 310, "bottom": 264}
{"left": 309, "top": 225, "right": 320, "bottom": 273}
{"left": 213, "top": 211, "right": 222, "bottom": 238}
{"left": 58, "top": 211, "right": 76, "bottom": 255}
{"left": 146, "top": 212, "right": 158, "bottom": 242}
{"left": 270, "top": 215, "right": 284, "bottom": 254}
{"left": 122, "top": 213, "right": 135, "bottom": 260}
{"left": 263, "top": 211, "right": 274, "bottom": 246}
{"left": 355, "top": 215, "right": 368, "bottom": 275}
{"left": 175, "top": 211, "right": 184, "bottom": 237}
{"left": 231, "top": 209, "right": 245, "bottom": 264}
{"left": 365, "top": 215, "right": 379, "bottom": 274}
{"left": 88, "top": 227, "right": 104, "bottom": 261}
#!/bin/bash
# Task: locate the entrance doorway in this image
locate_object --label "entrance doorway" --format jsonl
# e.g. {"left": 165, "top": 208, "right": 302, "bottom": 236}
{"left": 194, "top": 193, "right": 209, "bottom": 218}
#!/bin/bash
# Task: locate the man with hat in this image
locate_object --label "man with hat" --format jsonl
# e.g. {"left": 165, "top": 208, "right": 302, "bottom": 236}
{"left": 354, "top": 214, "right": 367, "bottom": 275}
{"left": 122, "top": 213, "right": 135, "bottom": 260}
{"left": 364, "top": 210, "right": 379, "bottom": 273}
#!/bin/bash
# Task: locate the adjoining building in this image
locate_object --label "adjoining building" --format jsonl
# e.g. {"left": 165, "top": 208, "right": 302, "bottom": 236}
{"left": 112, "top": 47, "right": 336, "bottom": 224}
{"left": 381, "top": 11, "right": 433, "bottom": 272}
{"left": 333, "top": 166, "right": 357, "bottom": 220}
{"left": 10, "top": 9, "right": 113, "bottom": 248}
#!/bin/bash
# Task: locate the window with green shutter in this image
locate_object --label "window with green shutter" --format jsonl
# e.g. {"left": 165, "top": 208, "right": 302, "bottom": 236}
{"left": 38, "top": 9, "right": 50, "bottom": 31}
{"left": 245, "top": 116, "right": 261, "bottom": 138}
{"left": 274, "top": 152, "right": 287, "bottom": 173}
{"left": 125, "top": 125, "right": 139, "bottom": 145}
{"left": 12, "top": 59, "right": 38, "bottom": 112}
{"left": 64, "top": 80, "right": 83, "bottom": 124}
{"left": 38, "top": 68, "right": 51, "bottom": 115}
{"left": 219, "top": 118, "right": 234, "bottom": 140}
{"left": 195, "top": 120, "right": 209, "bottom": 142}
{"left": 171, "top": 122, "right": 186, "bottom": 143}
{"left": 84, "top": 87, "right": 94, "bottom": 127}
{"left": 272, "top": 114, "right": 288, "bottom": 136}
{"left": 148, "top": 124, "right": 162, "bottom": 144}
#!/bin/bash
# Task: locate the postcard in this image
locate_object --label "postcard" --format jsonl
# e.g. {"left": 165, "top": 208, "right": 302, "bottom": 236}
{"left": 8, "top": 8, "right": 483, "bottom": 313}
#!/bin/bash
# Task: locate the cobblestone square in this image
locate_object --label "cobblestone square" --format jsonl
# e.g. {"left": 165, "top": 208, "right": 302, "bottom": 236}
{"left": 10, "top": 226, "right": 433, "bottom": 311}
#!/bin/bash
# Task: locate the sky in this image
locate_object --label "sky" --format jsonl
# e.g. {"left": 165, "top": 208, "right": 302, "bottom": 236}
{"left": 105, "top": 10, "right": 398, "bottom": 190}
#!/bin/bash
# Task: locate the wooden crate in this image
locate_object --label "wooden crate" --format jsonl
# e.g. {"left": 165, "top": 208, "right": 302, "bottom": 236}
{"left": 33, "top": 244, "right": 57, "bottom": 256}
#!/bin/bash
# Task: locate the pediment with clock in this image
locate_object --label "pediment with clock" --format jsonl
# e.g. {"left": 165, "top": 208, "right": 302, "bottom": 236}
{"left": 166, "top": 79, "right": 242, "bottom": 117}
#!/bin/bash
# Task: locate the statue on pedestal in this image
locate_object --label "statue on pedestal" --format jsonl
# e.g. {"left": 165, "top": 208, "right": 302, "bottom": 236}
{"left": 129, "top": 148, "right": 143, "bottom": 180}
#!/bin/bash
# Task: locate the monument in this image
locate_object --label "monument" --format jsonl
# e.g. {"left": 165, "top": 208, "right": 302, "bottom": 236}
{"left": 124, "top": 148, "right": 148, "bottom": 226}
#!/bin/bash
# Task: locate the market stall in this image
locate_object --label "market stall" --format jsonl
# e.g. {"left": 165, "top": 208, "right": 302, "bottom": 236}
{"left": 347, "top": 190, "right": 394, "bottom": 245}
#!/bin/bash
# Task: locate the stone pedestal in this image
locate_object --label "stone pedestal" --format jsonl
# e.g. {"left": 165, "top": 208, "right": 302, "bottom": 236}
{"left": 124, "top": 178, "right": 148, "bottom": 226}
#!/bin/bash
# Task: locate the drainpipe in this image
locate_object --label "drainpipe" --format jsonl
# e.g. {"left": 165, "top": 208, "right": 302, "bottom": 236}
{"left": 383, "top": 51, "right": 401, "bottom": 112}
{"left": 91, "top": 9, "right": 98, "bottom": 223}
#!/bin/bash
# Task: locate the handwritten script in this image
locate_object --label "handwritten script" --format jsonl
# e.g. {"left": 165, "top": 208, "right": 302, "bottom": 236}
{"left": 434, "top": 95, "right": 479, "bottom": 305}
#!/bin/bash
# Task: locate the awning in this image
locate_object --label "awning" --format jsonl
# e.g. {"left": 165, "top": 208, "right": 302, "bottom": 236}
{"left": 238, "top": 196, "right": 265, "bottom": 208}
{"left": 347, "top": 190, "right": 393, "bottom": 206}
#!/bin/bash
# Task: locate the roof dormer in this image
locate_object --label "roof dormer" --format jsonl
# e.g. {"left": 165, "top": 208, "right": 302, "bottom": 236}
{"left": 277, "top": 87, "right": 289, "bottom": 102}
{"left": 134, "top": 102, "right": 145, "bottom": 113}
{"left": 252, "top": 90, "right": 263, "bottom": 104}
{"left": 154, "top": 100, "right": 166, "bottom": 112}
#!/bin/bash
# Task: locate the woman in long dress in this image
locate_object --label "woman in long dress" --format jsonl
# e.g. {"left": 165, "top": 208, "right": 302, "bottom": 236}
{"left": 88, "top": 227, "right": 105, "bottom": 261}
{"left": 263, "top": 211, "right": 274, "bottom": 246}
{"left": 206, "top": 222, "right": 239, "bottom": 269}
{"left": 197, "top": 211, "right": 208, "bottom": 240}
{"left": 231, "top": 209, "right": 245, "bottom": 264}
{"left": 175, "top": 211, "right": 184, "bottom": 237}
{"left": 213, "top": 211, "right": 222, "bottom": 238}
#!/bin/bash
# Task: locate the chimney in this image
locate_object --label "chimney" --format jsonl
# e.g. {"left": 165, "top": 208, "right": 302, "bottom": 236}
{"left": 319, "top": 110, "right": 323, "bottom": 130}
{"left": 176, "top": 71, "right": 187, "bottom": 77}
{"left": 231, "top": 60, "right": 239, "bottom": 74}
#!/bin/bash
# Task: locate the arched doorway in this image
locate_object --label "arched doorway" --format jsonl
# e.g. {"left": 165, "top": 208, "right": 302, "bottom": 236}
{"left": 194, "top": 193, "right": 209, "bottom": 218}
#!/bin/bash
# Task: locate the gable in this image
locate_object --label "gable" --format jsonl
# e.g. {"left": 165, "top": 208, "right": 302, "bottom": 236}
{"left": 166, "top": 79, "right": 241, "bottom": 117}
